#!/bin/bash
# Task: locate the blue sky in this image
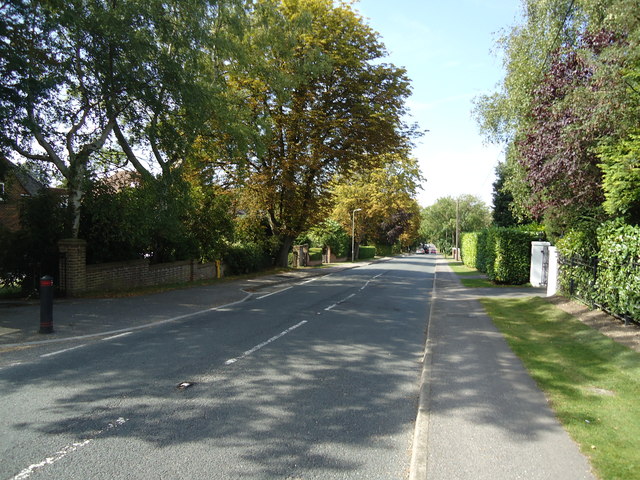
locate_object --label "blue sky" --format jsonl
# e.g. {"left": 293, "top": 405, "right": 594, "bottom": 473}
{"left": 353, "top": 0, "right": 523, "bottom": 208}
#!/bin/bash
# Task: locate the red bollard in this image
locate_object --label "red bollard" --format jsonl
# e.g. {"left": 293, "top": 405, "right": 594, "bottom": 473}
{"left": 39, "top": 275, "right": 54, "bottom": 334}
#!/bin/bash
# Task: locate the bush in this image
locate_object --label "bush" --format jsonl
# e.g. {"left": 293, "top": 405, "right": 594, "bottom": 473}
{"left": 381, "top": 243, "right": 404, "bottom": 256}
{"left": 596, "top": 220, "right": 640, "bottom": 319}
{"left": 358, "top": 245, "right": 376, "bottom": 259}
{"left": 556, "top": 225, "right": 598, "bottom": 299}
{"left": 306, "top": 220, "right": 350, "bottom": 258}
{"left": 462, "top": 227, "right": 541, "bottom": 284}
{"left": 461, "top": 232, "right": 479, "bottom": 269}
{"left": 223, "top": 242, "right": 271, "bottom": 275}
{"left": 490, "top": 228, "right": 538, "bottom": 284}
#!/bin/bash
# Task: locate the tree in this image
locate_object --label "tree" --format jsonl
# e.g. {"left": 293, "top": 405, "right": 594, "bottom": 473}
{"left": 330, "top": 155, "right": 423, "bottom": 251}
{"left": 491, "top": 161, "right": 520, "bottom": 227}
{"left": 1, "top": 0, "right": 115, "bottom": 237}
{"left": 474, "top": 0, "right": 640, "bottom": 233}
{"left": 420, "top": 195, "right": 491, "bottom": 252}
{"left": 212, "top": 0, "right": 416, "bottom": 266}
{"left": 0, "top": 0, "right": 246, "bottom": 238}
{"left": 598, "top": 134, "right": 640, "bottom": 225}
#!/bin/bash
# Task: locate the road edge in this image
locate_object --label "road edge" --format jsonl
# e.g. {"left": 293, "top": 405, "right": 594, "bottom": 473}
{"left": 409, "top": 257, "right": 438, "bottom": 480}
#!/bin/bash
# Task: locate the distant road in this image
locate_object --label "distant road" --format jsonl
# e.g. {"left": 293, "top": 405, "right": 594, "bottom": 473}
{"left": 0, "top": 255, "right": 435, "bottom": 480}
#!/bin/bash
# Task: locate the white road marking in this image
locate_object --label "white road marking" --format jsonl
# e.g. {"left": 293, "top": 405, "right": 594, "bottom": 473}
{"left": 40, "top": 344, "right": 87, "bottom": 358}
{"left": 256, "top": 286, "right": 293, "bottom": 300}
{"left": 9, "top": 418, "right": 128, "bottom": 480}
{"left": 324, "top": 293, "right": 356, "bottom": 311}
{"left": 1, "top": 292, "right": 253, "bottom": 349}
{"left": 102, "top": 332, "right": 132, "bottom": 341}
{"left": 224, "top": 320, "right": 308, "bottom": 366}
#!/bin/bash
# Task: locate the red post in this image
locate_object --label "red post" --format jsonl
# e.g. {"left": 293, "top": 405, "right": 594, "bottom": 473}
{"left": 39, "top": 275, "right": 54, "bottom": 334}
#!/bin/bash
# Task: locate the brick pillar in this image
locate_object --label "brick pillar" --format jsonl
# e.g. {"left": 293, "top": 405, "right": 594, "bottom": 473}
{"left": 58, "top": 238, "right": 87, "bottom": 296}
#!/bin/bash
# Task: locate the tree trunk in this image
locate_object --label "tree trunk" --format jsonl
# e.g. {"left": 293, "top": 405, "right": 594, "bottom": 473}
{"left": 68, "top": 162, "right": 87, "bottom": 239}
{"left": 275, "top": 236, "right": 295, "bottom": 268}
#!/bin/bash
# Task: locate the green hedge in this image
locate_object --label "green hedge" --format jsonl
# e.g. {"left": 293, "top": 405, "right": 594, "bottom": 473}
{"left": 596, "top": 221, "right": 640, "bottom": 320}
{"left": 460, "top": 227, "right": 541, "bottom": 285}
{"left": 461, "top": 232, "right": 479, "bottom": 269}
{"left": 490, "top": 228, "right": 538, "bottom": 284}
{"left": 358, "top": 245, "right": 376, "bottom": 259}
{"left": 375, "top": 243, "right": 403, "bottom": 256}
{"left": 557, "top": 220, "right": 640, "bottom": 321}
{"left": 223, "top": 242, "right": 271, "bottom": 275}
{"left": 555, "top": 225, "right": 598, "bottom": 300}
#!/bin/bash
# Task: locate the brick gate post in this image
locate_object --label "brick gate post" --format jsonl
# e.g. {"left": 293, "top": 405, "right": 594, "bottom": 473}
{"left": 58, "top": 238, "right": 87, "bottom": 296}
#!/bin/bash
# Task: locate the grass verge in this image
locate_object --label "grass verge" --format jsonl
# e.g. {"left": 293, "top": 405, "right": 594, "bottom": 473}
{"left": 447, "top": 260, "right": 530, "bottom": 288}
{"left": 481, "top": 296, "right": 640, "bottom": 480}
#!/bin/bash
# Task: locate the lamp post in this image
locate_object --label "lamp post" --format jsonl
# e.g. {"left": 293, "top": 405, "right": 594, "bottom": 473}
{"left": 351, "top": 208, "right": 362, "bottom": 262}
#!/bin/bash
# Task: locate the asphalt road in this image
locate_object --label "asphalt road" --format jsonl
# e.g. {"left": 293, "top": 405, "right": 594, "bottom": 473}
{"left": 0, "top": 255, "right": 434, "bottom": 480}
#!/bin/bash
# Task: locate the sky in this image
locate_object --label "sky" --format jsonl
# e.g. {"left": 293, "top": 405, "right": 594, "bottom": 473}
{"left": 352, "top": 0, "right": 524, "bottom": 208}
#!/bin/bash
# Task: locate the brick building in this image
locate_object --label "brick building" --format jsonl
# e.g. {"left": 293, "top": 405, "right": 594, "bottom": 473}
{"left": 0, "top": 157, "right": 47, "bottom": 232}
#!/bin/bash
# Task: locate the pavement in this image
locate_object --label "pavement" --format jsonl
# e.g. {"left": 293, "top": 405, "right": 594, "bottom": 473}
{"left": 410, "top": 258, "right": 597, "bottom": 480}
{"left": 0, "top": 255, "right": 597, "bottom": 479}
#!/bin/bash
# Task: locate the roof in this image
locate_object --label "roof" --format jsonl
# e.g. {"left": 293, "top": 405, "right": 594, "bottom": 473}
{"left": 0, "top": 157, "right": 47, "bottom": 195}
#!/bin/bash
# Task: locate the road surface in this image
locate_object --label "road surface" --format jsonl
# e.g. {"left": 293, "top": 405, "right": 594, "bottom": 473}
{"left": 0, "top": 255, "right": 434, "bottom": 480}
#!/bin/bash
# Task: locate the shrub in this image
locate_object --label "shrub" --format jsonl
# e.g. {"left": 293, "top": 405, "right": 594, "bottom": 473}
{"left": 555, "top": 225, "right": 598, "bottom": 299}
{"left": 358, "top": 245, "right": 376, "bottom": 259}
{"left": 464, "top": 227, "right": 541, "bottom": 284}
{"left": 306, "top": 220, "right": 350, "bottom": 258}
{"left": 461, "top": 232, "right": 479, "bottom": 269}
{"left": 223, "top": 242, "right": 271, "bottom": 275}
{"left": 490, "top": 228, "right": 538, "bottom": 284}
{"left": 596, "top": 220, "right": 640, "bottom": 319}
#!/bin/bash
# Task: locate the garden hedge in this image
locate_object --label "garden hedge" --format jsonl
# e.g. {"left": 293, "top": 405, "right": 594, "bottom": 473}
{"left": 596, "top": 221, "right": 640, "bottom": 320}
{"left": 461, "top": 227, "right": 542, "bottom": 285}
{"left": 358, "top": 245, "right": 376, "bottom": 259}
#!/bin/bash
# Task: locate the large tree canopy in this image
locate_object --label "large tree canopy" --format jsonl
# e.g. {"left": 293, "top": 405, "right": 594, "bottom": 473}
{"left": 474, "top": 0, "right": 640, "bottom": 234}
{"left": 0, "top": 0, "right": 246, "bottom": 237}
{"left": 330, "top": 154, "right": 422, "bottom": 249}
{"left": 419, "top": 195, "right": 492, "bottom": 252}
{"left": 203, "top": 0, "right": 417, "bottom": 266}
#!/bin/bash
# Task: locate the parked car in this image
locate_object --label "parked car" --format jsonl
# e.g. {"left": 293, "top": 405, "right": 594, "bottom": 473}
{"left": 426, "top": 244, "right": 437, "bottom": 254}
{"left": 415, "top": 247, "right": 425, "bottom": 254}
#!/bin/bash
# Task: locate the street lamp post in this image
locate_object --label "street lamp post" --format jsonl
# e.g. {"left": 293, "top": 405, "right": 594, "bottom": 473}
{"left": 351, "top": 208, "right": 362, "bottom": 262}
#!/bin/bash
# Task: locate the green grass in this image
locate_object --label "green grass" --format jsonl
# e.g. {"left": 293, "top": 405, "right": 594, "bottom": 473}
{"left": 447, "top": 260, "right": 530, "bottom": 288}
{"left": 481, "top": 296, "right": 640, "bottom": 480}
{"left": 447, "top": 260, "right": 480, "bottom": 276}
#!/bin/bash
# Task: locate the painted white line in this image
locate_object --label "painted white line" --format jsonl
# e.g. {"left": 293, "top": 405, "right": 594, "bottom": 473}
{"left": 256, "top": 286, "right": 293, "bottom": 300}
{"left": 298, "top": 277, "right": 319, "bottom": 285}
{"left": 9, "top": 417, "right": 128, "bottom": 480}
{"left": 324, "top": 293, "right": 357, "bottom": 311}
{"left": 40, "top": 344, "right": 87, "bottom": 358}
{"left": 102, "top": 332, "right": 132, "bottom": 341}
{"left": 224, "top": 320, "right": 308, "bottom": 366}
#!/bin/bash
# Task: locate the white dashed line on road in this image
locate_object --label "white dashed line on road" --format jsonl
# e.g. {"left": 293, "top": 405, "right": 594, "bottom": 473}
{"left": 224, "top": 320, "right": 308, "bottom": 366}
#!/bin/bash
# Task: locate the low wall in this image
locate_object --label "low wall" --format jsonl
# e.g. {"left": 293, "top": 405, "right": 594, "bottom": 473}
{"left": 85, "top": 259, "right": 218, "bottom": 292}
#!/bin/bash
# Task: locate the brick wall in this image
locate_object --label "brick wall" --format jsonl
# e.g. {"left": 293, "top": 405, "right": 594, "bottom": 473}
{"left": 85, "top": 258, "right": 218, "bottom": 292}
{"left": 59, "top": 238, "right": 221, "bottom": 294}
{"left": 0, "top": 176, "right": 28, "bottom": 231}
